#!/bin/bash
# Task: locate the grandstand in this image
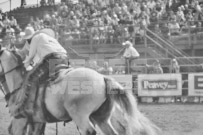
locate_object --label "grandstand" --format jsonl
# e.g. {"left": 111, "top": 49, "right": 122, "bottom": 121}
{"left": 0, "top": 0, "right": 203, "bottom": 74}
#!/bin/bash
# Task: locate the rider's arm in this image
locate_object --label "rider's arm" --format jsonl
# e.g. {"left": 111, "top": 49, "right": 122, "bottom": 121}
{"left": 23, "top": 35, "right": 40, "bottom": 64}
{"left": 17, "top": 42, "right": 29, "bottom": 59}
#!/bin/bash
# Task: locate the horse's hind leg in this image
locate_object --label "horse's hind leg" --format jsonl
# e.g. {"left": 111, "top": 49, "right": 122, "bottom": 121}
{"left": 66, "top": 105, "right": 96, "bottom": 135}
{"left": 72, "top": 115, "right": 96, "bottom": 135}
{"left": 90, "top": 98, "right": 118, "bottom": 135}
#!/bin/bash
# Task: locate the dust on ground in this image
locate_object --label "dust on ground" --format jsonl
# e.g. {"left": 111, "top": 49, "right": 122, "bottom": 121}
{"left": 0, "top": 99, "right": 202, "bottom": 135}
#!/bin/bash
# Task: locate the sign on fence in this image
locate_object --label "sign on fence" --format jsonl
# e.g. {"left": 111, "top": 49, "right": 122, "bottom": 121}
{"left": 138, "top": 74, "right": 182, "bottom": 96}
{"left": 188, "top": 74, "right": 203, "bottom": 96}
{"left": 110, "top": 75, "right": 132, "bottom": 90}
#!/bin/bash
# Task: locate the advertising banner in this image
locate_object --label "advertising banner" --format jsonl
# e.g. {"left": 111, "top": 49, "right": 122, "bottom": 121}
{"left": 110, "top": 75, "right": 132, "bottom": 90}
{"left": 138, "top": 74, "right": 182, "bottom": 96}
{"left": 188, "top": 73, "right": 203, "bottom": 96}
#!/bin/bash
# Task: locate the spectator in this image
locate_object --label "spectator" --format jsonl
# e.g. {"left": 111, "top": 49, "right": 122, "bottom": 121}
{"left": 29, "top": 16, "right": 35, "bottom": 27}
{"left": 6, "top": 25, "right": 15, "bottom": 37}
{"left": 122, "top": 40, "right": 140, "bottom": 74}
{"left": 0, "top": 18, "right": 4, "bottom": 35}
{"left": 15, "top": 24, "right": 22, "bottom": 36}
{"left": 34, "top": 17, "right": 43, "bottom": 30}
{"left": 4, "top": 26, "right": 15, "bottom": 49}
{"left": 155, "top": 2, "right": 163, "bottom": 19}
{"left": 10, "top": 16, "right": 17, "bottom": 29}
{"left": 48, "top": 0, "right": 55, "bottom": 5}
{"left": 71, "top": 16, "right": 80, "bottom": 29}
{"left": 43, "top": 14, "right": 51, "bottom": 28}
{"left": 169, "top": 58, "right": 180, "bottom": 73}
{"left": 40, "top": 0, "right": 47, "bottom": 6}
{"left": 146, "top": 59, "right": 163, "bottom": 103}
{"left": 88, "top": 60, "right": 101, "bottom": 72}
{"left": 196, "top": 22, "right": 203, "bottom": 39}
{"left": 168, "top": 19, "right": 181, "bottom": 36}
{"left": 99, "top": 61, "right": 113, "bottom": 75}
{"left": 50, "top": 15, "right": 58, "bottom": 30}
{"left": 3, "top": 15, "right": 10, "bottom": 28}
{"left": 146, "top": 59, "right": 163, "bottom": 74}
{"left": 176, "top": 7, "right": 185, "bottom": 23}
{"left": 147, "top": 0, "right": 156, "bottom": 11}
{"left": 154, "top": 24, "right": 162, "bottom": 35}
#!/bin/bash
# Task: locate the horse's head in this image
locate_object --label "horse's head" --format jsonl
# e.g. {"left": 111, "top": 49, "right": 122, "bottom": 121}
{"left": 0, "top": 45, "right": 25, "bottom": 98}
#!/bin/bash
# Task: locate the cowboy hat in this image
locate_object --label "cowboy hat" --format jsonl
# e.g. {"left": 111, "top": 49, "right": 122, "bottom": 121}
{"left": 22, "top": 27, "right": 35, "bottom": 39}
{"left": 122, "top": 41, "right": 132, "bottom": 46}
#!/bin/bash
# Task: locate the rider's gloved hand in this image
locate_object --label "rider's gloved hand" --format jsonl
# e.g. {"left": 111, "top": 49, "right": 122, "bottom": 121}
{"left": 23, "top": 60, "right": 33, "bottom": 71}
{"left": 26, "top": 65, "right": 33, "bottom": 71}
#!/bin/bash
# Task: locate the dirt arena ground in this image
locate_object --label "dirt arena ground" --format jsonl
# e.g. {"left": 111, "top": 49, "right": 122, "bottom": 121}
{"left": 0, "top": 99, "right": 203, "bottom": 135}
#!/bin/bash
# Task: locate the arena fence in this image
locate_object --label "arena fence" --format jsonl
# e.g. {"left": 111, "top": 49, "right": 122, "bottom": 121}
{"left": 110, "top": 73, "right": 203, "bottom": 103}
{"left": 69, "top": 58, "right": 203, "bottom": 103}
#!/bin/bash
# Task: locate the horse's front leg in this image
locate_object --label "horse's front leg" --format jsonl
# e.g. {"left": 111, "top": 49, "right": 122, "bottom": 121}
{"left": 8, "top": 118, "right": 28, "bottom": 135}
{"left": 27, "top": 122, "right": 46, "bottom": 135}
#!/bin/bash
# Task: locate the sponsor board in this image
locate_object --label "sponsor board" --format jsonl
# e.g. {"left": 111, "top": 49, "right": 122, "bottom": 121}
{"left": 138, "top": 74, "right": 182, "bottom": 96}
{"left": 188, "top": 74, "right": 203, "bottom": 96}
{"left": 110, "top": 75, "right": 132, "bottom": 90}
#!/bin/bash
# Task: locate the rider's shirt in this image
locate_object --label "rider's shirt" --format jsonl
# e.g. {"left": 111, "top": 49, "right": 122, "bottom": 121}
{"left": 24, "top": 33, "right": 67, "bottom": 65}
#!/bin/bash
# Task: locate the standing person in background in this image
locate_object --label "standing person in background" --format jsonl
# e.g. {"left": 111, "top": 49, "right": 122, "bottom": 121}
{"left": 169, "top": 58, "right": 180, "bottom": 73}
{"left": 21, "top": 0, "right": 27, "bottom": 7}
{"left": 88, "top": 60, "right": 101, "bottom": 72}
{"left": 122, "top": 40, "right": 140, "bottom": 74}
{"left": 146, "top": 59, "right": 163, "bottom": 74}
{"left": 99, "top": 61, "right": 113, "bottom": 75}
{"left": 146, "top": 59, "right": 163, "bottom": 102}
{"left": 10, "top": 16, "right": 18, "bottom": 29}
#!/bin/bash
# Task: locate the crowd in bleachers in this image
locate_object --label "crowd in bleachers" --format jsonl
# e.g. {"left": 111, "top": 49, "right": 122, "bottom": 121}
{"left": 156, "top": 0, "right": 203, "bottom": 38}
{"left": 24, "top": 0, "right": 168, "bottom": 45}
{"left": 24, "top": 0, "right": 203, "bottom": 44}
{"left": 0, "top": 8, "right": 22, "bottom": 47}
{"left": 1, "top": 0, "right": 203, "bottom": 47}
{"left": 0, "top": 0, "right": 202, "bottom": 74}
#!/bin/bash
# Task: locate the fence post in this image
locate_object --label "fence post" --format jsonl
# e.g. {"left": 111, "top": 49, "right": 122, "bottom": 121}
{"left": 144, "top": 28, "right": 147, "bottom": 58}
{"left": 188, "top": 25, "right": 192, "bottom": 48}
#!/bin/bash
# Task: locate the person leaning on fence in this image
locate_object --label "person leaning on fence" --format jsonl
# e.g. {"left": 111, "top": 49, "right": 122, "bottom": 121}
{"left": 122, "top": 40, "right": 140, "bottom": 74}
{"left": 13, "top": 27, "right": 69, "bottom": 117}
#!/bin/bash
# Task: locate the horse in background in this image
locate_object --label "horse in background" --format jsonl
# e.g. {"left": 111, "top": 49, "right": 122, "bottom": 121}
{"left": 0, "top": 48, "right": 161, "bottom": 135}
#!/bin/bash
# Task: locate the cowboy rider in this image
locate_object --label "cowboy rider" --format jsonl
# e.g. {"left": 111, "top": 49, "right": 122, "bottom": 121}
{"left": 14, "top": 27, "right": 68, "bottom": 116}
{"left": 17, "top": 27, "right": 40, "bottom": 69}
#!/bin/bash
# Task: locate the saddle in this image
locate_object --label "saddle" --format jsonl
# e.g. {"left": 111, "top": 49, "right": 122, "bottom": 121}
{"left": 33, "top": 65, "right": 73, "bottom": 122}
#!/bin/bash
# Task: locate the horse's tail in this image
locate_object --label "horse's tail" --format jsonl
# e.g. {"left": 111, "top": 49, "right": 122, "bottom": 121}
{"left": 104, "top": 76, "right": 161, "bottom": 135}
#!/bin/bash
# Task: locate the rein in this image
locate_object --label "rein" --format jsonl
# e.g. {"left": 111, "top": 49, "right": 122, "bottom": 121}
{"left": 0, "top": 62, "right": 23, "bottom": 78}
